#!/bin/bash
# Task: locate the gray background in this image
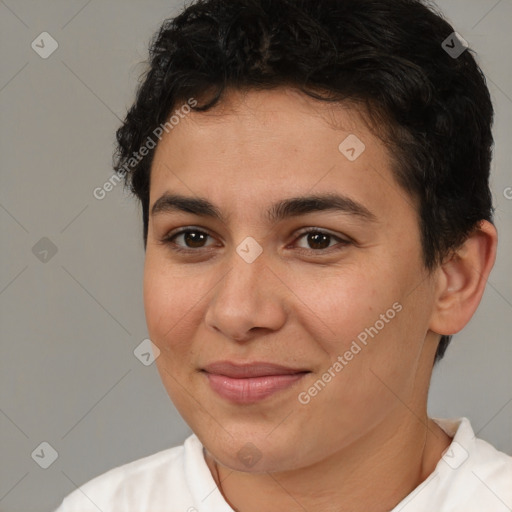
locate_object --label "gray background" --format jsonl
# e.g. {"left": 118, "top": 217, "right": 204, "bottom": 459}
{"left": 0, "top": 1, "right": 511, "bottom": 511}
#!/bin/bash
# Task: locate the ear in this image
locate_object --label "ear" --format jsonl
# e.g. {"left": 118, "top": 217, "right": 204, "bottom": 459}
{"left": 429, "top": 220, "right": 498, "bottom": 336}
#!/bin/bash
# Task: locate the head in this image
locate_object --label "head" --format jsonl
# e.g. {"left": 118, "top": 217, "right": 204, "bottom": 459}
{"left": 113, "top": 0, "right": 497, "bottom": 473}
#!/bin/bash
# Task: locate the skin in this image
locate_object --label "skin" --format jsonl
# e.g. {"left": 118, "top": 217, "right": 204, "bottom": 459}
{"left": 143, "top": 87, "right": 497, "bottom": 512}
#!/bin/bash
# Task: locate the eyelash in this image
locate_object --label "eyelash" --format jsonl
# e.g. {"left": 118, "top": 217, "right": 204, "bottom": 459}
{"left": 160, "top": 227, "right": 351, "bottom": 255}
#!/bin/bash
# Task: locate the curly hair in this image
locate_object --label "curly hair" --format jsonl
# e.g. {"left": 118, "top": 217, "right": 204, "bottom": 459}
{"left": 113, "top": 0, "right": 495, "bottom": 364}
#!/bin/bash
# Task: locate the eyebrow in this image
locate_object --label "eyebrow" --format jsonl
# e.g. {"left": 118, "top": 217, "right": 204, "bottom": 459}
{"left": 150, "top": 192, "right": 377, "bottom": 223}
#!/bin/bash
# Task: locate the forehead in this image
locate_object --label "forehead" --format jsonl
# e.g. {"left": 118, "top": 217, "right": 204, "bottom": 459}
{"left": 163, "top": 88, "right": 375, "bottom": 146}
{"left": 148, "top": 87, "right": 413, "bottom": 222}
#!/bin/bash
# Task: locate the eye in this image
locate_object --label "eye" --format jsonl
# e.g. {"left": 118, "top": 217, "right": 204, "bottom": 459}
{"left": 161, "top": 228, "right": 216, "bottom": 252}
{"left": 292, "top": 228, "right": 351, "bottom": 253}
{"left": 160, "top": 227, "right": 351, "bottom": 254}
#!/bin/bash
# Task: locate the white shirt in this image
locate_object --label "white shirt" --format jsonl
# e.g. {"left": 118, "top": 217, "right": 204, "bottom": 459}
{"left": 55, "top": 417, "right": 512, "bottom": 512}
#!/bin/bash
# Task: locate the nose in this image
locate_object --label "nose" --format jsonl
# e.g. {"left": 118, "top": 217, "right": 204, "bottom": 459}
{"left": 204, "top": 248, "right": 287, "bottom": 343}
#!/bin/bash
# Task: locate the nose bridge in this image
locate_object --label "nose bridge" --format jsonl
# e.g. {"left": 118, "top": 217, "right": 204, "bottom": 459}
{"left": 204, "top": 238, "right": 285, "bottom": 340}
{"left": 219, "top": 239, "right": 269, "bottom": 307}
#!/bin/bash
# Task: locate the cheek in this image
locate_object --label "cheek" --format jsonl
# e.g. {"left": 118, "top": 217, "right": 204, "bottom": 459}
{"left": 143, "top": 254, "right": 202, "bottom": 353}
{"left": 285, "top": 262, "right": 399, "bottom": 354}
{"left": 143, "top": 257, "right": 205, "bottom": 412}
{"left": 287, "top": 263, "right": 417, "bottom": 402}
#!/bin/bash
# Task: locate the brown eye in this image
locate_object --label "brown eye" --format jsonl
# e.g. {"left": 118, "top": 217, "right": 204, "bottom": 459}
{"left": 304, "top": 231, "right": 331, "bottom": 250}
{"left": 180, "top": 230, "right": 209, "bottom": 248}
{"left": 294, "top": 228, "right": 350, "bottom": 253}
{"left": 162, "top": 228, "right": 215, "bottom": 251}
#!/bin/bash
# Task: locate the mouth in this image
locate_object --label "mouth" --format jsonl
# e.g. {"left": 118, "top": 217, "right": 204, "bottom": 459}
{"left": 201, "top": 361, "right": 311, "bottom": 404}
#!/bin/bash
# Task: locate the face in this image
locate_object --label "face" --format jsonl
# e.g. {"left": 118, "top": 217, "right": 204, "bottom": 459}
{"left": 144, "top": 88, "right": 439, "bottom": 473}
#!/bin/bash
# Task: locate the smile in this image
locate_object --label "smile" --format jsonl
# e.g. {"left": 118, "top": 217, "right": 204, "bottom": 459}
{"left": 202, "top": 361, "right": 311, "bottom": 404}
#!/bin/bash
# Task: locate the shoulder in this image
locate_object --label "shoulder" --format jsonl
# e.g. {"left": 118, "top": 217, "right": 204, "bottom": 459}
{"left": 432, "top": 417, "right": 512, "bottom": 510}
{"left": 55, "top": 434, "right": 201, "bottom": 511}
{"left": 395, "top": 417, "right": 512, "bottom": 512}
{"left": 437, "top": 417, "right": 512, "bottom": 477}
{"left": 468, "top": 427, "right": 512, "bottom": 488}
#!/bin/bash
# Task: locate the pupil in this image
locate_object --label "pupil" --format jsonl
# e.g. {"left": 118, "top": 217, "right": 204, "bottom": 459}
{"left": 308, "top": 232, "right": 330, "bottom": 250}
{"left": 185, "top": 231, "right": 206, "bottom": 248}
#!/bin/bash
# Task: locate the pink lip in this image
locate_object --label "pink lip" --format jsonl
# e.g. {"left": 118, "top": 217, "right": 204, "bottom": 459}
{"left": 202, "top": 362, "right": 310, "bottom": 404}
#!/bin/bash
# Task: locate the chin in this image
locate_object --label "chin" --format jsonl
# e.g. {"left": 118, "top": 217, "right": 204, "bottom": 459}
{"left": 199, "top": 427, "right": 310, "bottom": 473}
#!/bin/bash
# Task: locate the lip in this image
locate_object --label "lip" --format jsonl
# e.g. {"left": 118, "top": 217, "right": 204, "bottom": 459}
{"left": 202, "top": 361, "right": 310, "bottom": 404}
{"left": 203, "top": 361, "right": 310, "bottom": 378}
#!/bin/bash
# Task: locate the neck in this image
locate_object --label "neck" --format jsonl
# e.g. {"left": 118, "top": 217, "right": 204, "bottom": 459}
{"left": 205, "top": 413, "right": 452, "bottom": 512}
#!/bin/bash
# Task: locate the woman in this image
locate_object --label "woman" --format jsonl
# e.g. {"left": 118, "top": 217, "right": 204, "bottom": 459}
{"left": 56, "top": 0, "right": 512, "bottom": 510}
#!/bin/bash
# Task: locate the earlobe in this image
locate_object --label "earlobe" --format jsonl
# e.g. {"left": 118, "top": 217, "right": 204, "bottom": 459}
{"left": 429, "top": 220, "right": 498, "bottom": 336}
